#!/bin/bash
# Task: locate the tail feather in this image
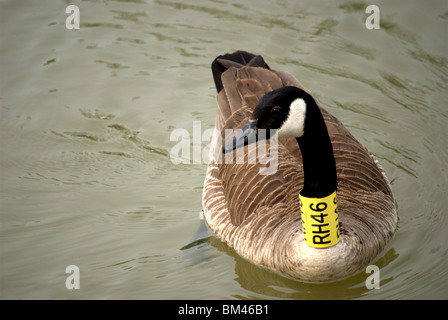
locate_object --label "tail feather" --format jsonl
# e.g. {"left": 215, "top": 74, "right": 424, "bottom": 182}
{"left": 211, "top": 51, "right": 270, "bottom": 93}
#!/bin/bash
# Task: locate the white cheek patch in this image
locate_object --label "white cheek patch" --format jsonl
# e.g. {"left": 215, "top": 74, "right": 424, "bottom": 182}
{"left": 278, "top": 98, "right": 307, "bottom": 138}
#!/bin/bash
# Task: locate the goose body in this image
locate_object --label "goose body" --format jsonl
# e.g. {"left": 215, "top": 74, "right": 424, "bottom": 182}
{"left": 202, "top": 51, "right": 397, "bottom": 282}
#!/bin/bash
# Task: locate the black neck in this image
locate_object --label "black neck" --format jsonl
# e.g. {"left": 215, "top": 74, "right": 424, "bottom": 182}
{"left": 296, "top": 103, "right": 337, "bottom": 198}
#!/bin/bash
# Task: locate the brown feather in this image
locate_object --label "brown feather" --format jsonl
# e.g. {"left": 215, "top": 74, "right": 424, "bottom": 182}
{"left": 202, "top": 52, "right": 397, "bottom": 282}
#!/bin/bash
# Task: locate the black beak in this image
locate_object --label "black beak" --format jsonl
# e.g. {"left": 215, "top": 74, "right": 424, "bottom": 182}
{"left": 223, "top": 120, "right": 257, "bottom": 153}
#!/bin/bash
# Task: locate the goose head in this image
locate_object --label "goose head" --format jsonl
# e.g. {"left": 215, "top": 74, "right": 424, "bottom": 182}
{"left": 223, "top": 85, "right": 337, "bottom": 198}
{"left": 223, "top": 86, "right": 312, "bottom": 152}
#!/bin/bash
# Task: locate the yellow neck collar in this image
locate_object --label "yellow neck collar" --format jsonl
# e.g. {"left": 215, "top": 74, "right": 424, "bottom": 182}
{"left": 299, "top": 190, "right": 340, "bottom": 248}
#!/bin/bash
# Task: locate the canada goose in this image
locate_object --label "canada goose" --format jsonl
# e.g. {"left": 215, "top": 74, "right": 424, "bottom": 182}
{"left": 202, "top": 51, "right": 397, "bottom": 282}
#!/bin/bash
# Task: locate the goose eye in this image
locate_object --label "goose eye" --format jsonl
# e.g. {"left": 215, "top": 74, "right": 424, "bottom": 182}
{"left": 271, "top": 106, "right": 282, "bottom": 114}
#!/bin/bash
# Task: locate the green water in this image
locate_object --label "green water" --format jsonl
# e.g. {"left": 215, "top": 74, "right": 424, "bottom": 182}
{"left": 1, "top": 0, "right": 447, "bottom": 299}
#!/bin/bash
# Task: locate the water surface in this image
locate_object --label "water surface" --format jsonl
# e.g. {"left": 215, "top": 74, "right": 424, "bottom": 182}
{"left": 1, "top": 0, "right": 447, "bottom": 299}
